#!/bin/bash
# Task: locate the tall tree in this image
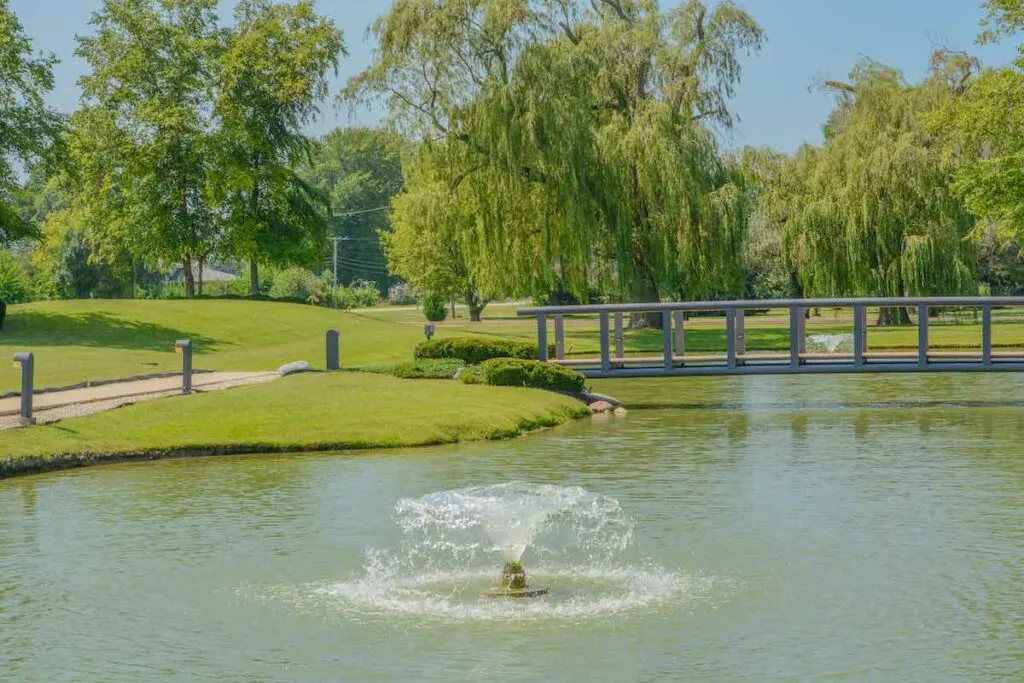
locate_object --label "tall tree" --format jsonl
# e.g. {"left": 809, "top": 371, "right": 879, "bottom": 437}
{"left": 0, "top": 0, "right": 64, "bottom": 244}
{"left": 73, "top": 0, "right": 221, "bottom": 298}
{"left": 302, "top": 128, "right": 405, "bottom": 293}
{"left": 348, "top": 0, "right": 762, "bottom": 323}
{"left": 931, "top": 2, "right": 1024, "bottom": 241}
{"left": 763, "top": 58, "right": 978, "bottom": 323}
{"left": 214, "top": 0, "right": 344, "bottom": 295}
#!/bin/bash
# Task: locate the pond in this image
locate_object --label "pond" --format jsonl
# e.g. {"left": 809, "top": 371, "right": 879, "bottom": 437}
{"left": 2, "top": 374, "right": 1023, "bottom": 681}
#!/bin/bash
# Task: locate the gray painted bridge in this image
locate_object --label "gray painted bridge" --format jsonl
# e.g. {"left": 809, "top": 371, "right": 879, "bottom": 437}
{"left": 517, "top": 296, "right": 1024, "bottom": 379}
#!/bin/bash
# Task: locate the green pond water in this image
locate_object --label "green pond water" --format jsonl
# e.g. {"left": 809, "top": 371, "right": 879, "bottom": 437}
{"left": 2, "top": 373, "right": 1023, "bottom": 682}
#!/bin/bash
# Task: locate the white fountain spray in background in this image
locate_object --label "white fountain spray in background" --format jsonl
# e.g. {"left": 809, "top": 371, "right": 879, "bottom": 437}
{"left": 806, "top": 333, "right": 854, "bottom": 353}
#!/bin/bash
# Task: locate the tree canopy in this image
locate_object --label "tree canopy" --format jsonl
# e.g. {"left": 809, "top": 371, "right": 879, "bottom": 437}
{"left": 0, "top": 0, "right": 64, "bottom": 244}
{"left": 349, "top": 0, "right": 763, "bottom": 318}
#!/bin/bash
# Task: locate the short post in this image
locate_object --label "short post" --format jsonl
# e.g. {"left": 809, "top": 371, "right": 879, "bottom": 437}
{"left": 537, "top": 315, "right": 548, "bottom": 362}
{"left": 326, "top": 330, "right": 340, "bottom": 371}
{"left": 13, "top": 352, "right": 34, "bottom": 425}
{"left": 918, "top": 304, "right": 929, "bottom": 367}
{"left": 423, "top": 323, "right": 435, "bottom": 341}
{"left": 789, "top": 306, "right": 802, "bottom": 368}
{"left": 726, "top": 307, "right": 737, "bottom": 369}
{"left": 599, "top": 312, "right": 611, "bottom": 374}
{"left": 614, "top": 313, "right": 624, "bottom": 359}
{"left": 175, "top": 339, "right": 193, "bottom": 395}
{"left": 554, "top": 315, "right": 565, "bottom": 360}
{"left": 662, "top": 309, "right": 673, "bottom": 370}
{"left": 673, "top": 310, "right": 685, "bottom": 358}
{"left": 982, "top": 305, "right": 992, "bottom": 366}
{"left": 854, "top": 304, "right": 866, "bottom": 366}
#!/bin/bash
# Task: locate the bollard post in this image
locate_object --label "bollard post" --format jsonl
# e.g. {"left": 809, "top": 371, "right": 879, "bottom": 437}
{"left": 423, "top": 323, "right": 435, "bottom": 341}
{"left": 13, "top": 352, "right": 34, "bottom": 425}
{"left": 326, "top": 330, "right": 340, "bottom": 371}
{"left": 175, "top": 339, "right": 193, "bottom": 395}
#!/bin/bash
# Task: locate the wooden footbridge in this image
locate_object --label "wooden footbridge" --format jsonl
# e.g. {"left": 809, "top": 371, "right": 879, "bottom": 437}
{"left": 517, "top": 297, "right": 1024, "bottom": 378}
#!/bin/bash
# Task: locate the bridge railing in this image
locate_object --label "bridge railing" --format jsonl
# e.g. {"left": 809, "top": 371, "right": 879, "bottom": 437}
{"left": 516, "top": 296, "right": 1024, "bottom": 377}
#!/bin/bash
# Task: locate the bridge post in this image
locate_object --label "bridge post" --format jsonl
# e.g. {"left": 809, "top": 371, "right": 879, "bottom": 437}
{"left": 854, "top": 305, "right": 866, "bottom": 366}
{"left": 554, "top": 315, "right": 565, "bottom": 360}
{"left": 726, "top": 307, "right": 737, "bottom": 369}
{"left": 789, "top": 306, "right": 802, "bottom": 368}
{"left": 736, "top": 308, "right": 746, "bottom": 360}
{"left": 982, "top": 305, "right": 992, "bottom": 366}
{"left": 537, "top": 315, "right": 548, "bottom": 362}
{"left": 673, "top": 310, "right": 685, "bottom": 358}
{"left": 599, "top": 312, "right": 611, "bottom": 374}
{"left": 662, "top": 310, "right": 673, "bottom": 369}
{"left": 918, "top": 304, "right": 929, "bottom": 367}
{"left": 614, "top": 313, "right": 624, "bottom": 359}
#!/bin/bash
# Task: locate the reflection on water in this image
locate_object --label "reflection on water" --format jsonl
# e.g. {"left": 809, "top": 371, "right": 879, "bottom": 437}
{"left": 2, "top": 373, "right": 1024, "bottom": 681}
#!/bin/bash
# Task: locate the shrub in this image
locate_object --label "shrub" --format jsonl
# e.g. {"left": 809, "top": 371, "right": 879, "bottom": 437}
{"left": 461, "top": 358, "right": 586, "bottom": 393}
{"left": 415, "top": 336, "right": 553, "bottom": 364}
{"left": 335, "top": 280, "right": 382, "bottom": 309}
{"left": 422, "top": 291, "right": 448, "bottom": 321}
{"left": 269, "top": 267, "right": 324, "bottom": 302}
{"left": 361, "top": 358, "right": 465, "bottom": 380}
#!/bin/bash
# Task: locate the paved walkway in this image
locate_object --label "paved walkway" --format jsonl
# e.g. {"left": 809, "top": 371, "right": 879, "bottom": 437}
{"left": 0, "top": 371, "right": 278, "bottom": 430}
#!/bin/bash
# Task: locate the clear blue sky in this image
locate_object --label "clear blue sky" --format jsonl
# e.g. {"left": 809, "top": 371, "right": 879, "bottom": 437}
{"left": 10, "top": 0, "right": 1019, "bottom": 154}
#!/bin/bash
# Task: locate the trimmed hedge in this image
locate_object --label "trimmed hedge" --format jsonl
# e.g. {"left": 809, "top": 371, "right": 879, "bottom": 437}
{"left": 415, "top": 336, "right": 553, "bottom": 365}
{"left": 460, "top": 358, "right": 586, "bottom": 393}
{"left": 361, "top": 358, "right": 465, "bottom": 380}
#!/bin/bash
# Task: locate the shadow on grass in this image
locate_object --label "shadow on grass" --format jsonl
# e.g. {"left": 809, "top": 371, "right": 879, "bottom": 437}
{"left": 0, "top": 311, "right": 222, "bottom": 353}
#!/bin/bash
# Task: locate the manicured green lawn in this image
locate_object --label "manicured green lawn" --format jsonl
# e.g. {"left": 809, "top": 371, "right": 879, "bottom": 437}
{"left": 0, "top": 372, "right": 587, "bottom": 474}
{"left": 0, "top": 299, "right": 428, "bottom": 392}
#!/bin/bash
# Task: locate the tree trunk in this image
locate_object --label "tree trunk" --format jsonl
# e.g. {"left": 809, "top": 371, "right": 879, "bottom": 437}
{"left": 628, "top": 277, "right": 662, "bottom": 329}
{"left": 250, "top": 260, "right": 260, "bottom": 296}
{"left": 182, "top": 256, "right": 195, "bottom": 299}
{"left": 466, "top": 287, "right": 487, "bottom": 322}
{"left": 450, "top": 295, "right": 457, "bottom": 319}
{"left": 877, "top": 306, "right": 912, "bottom": 326}
{"left": 196, "top": 256, "right": 205, "bottom": 297}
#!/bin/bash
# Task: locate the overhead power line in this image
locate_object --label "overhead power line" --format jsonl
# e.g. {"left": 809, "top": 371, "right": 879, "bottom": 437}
{"left": 333, "top": 205, "right": 390, "bottom": 218}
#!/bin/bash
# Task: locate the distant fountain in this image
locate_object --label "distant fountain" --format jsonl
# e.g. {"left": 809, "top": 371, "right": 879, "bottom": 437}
{"left": 806, "top": 333, "right": 854, "bottom": 353}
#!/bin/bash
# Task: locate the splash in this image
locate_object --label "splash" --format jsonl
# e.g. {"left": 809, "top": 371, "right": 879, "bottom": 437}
{"left": 806, "top": 333, "right": 853, "bottom": 353}
{"left": 253, "top": 482, "right": 715, "bottom": 622}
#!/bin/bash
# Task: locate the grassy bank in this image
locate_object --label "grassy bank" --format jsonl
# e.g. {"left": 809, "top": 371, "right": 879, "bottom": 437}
{"left": 0, "top": 299, "right": 427, "bottom": 392}
{"left": 0, "top": 372, "right": 588, "bottom": 478}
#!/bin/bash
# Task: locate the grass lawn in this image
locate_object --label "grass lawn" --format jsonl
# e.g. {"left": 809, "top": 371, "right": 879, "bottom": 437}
{"left": 0, "top": 299, "right": 428, "bottom": 392}
{"left": 0, "top": 372, "right": 588, "bottom": 476}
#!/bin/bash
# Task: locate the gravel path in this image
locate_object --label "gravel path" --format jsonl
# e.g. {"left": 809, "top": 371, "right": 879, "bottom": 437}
{"left": 0, "top": 373, "right": 279, "bottom": 431}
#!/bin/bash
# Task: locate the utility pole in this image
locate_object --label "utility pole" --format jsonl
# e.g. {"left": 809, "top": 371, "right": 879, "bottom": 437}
{"left": 328, "top": 236, "right": 352, "bottom": 290}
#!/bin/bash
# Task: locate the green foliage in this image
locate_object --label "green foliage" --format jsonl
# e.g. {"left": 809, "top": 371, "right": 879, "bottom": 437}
{"left": 303, "top": 128, "right": 405, "bottom": 290}
{"left": 334, "top": 280, "right": 382, "bottom": 309}
{"left": 214, "top": 0, "right": 344, "bottom": 294}
{"left": 461, "top": 358, "right": 586, "bottom": 394}
{"left": 761, "top": 59, "right": 977, "bottom": 299}
{"left": 415, "top": 336, "right": 546, "bottom": 365}
{"left": 268, "top": 267, "right": 324, "bottom": 301}
{"left": 350, "top": 0, "right": 763, "bottom": 306}
{"left": 0, "top": 0, "right": 64, "bottom": 245}
{"left": 421, "top": 291, "right": 448, "bottom": 321}
{"left": 0, "top": 251, "right": 33, "bottom": 304}
{"left": 364, "top": 358, "right": 465, "bottom": 380}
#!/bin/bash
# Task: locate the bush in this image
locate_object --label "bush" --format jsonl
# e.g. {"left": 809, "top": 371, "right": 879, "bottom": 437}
{"left": 415, "top": 336, "right": 553, "bottom": 365}
{"left": 335, "top": 280, "right": 382, "bottom": 309}
{"left": 269, "top": 267, "right": 325, "bottom": 303}
{"left": 422, "top": 291, "right": 448, "bottom": 322}
{"left": 461, "top": 358, "right": 586, "bottom": 393}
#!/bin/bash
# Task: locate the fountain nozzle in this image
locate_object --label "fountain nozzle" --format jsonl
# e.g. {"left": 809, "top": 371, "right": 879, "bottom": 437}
{"left": 481, "top": 560, "right": 549, "bottom": 599}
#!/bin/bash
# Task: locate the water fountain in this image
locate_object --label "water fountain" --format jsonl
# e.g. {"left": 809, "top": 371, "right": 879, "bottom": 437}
{"left": 289, "top": 482, "right": 704, "bottom": 621}
{"left": 806, "top": 332, "right": 854, "bottom": 353}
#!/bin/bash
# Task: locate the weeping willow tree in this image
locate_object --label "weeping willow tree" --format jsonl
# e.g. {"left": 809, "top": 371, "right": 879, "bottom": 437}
{"left": 765, "top": 57, "right": 978, "bottom": 324}
{"left": 348, "top": 0, "right": 763, "bottom": 323}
